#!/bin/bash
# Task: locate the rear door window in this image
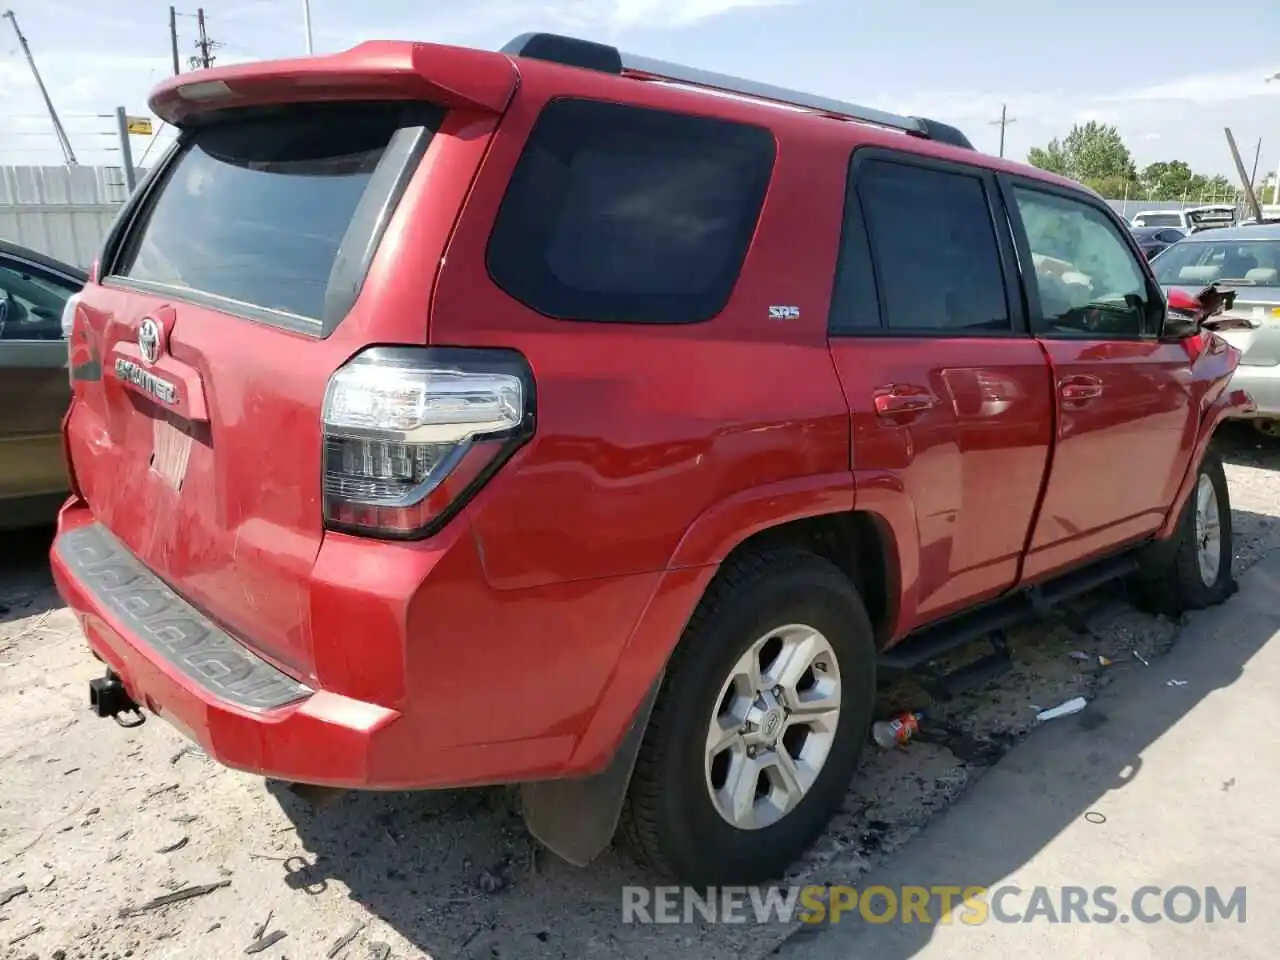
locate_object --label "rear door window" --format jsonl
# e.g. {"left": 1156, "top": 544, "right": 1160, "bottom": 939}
{"left": 831, "top": 158, "right": 1010, "bottom": 334}
{"left": 486, "top": 99, "right": 776, "bottom": 324}
{"left": 109, "top": 101, "right": 444, "bottom": 335}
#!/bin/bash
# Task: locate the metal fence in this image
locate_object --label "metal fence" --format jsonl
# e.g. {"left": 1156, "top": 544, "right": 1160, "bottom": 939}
{"left": 0, "top": 165, "right": 141, "bottom": 268}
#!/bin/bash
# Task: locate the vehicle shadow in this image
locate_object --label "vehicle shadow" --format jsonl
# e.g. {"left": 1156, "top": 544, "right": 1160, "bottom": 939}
{"left": 771, "top": 512, "right": 1280, "bottom": 959}
{"left": 1214, "top": 421, "right": 1280, "bottom": 470}
{"left": 0, "top": 524, "right": 59, "bottom": 623}
{"left": 264, "top": 509, "right": 1279, "bottom": 960}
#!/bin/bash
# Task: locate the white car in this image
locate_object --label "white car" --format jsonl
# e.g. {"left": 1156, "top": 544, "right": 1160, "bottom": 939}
{"left": 1131, "top": 204, "right": 1237, "bottom": 234}
{"left": 1151, "top": 223, "right": 1280, "bottom": 435}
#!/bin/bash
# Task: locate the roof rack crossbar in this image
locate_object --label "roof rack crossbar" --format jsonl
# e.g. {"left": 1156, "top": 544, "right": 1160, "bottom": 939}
{"left": 500, "top": 32, "right": 975, "bottom": 151}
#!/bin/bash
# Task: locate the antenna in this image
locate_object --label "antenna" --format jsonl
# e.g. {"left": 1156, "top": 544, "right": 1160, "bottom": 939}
{"left": 2, "top": 9, "right": 78, "bottom": 165}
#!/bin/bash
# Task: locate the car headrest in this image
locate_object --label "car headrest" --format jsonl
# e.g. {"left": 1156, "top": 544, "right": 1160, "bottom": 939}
{"left": 1179, "top": 265, "right": 1222, "bottom": 283}
{"left": 1245, "top": 267, "right": 1279, "bottom": 285}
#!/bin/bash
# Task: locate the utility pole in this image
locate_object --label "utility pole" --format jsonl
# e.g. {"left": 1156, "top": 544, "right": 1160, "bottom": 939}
{"left": 115, "top": 107, "right": 137, "bottom": 193}
{"left": 988, "top": 103, "right": 1016, "bottom": 158}
{"left": 190, "top": 7, "right": 217, "bottom": 70}
{"left": 2, "top": 9, "right": 77, "bottom": 165}
{"left": 302, "top": 0, "right": 313, "bottom": 54}
{"left": 169, "top": 6, "right": 181, "bottom": 75}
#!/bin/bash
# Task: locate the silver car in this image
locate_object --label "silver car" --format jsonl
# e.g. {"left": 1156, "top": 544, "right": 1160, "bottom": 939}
{"left": 1152, "top": 223, "right": 1280, "bottom": 437}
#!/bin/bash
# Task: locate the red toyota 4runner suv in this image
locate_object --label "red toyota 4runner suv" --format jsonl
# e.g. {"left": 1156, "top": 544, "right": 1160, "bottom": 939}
{"left": 52, "top": 33, "right": 1250, "bottom": 885}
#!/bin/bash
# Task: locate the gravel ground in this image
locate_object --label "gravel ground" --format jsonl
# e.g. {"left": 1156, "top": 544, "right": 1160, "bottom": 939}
{"left": 1, "top": 424, "right": 1277, "bottom": 960}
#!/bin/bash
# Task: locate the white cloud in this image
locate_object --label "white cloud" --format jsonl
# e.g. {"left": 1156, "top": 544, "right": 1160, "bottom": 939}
{"left": 867, "top": 66, "right": 1280, "bottom": 176}
{"left": 1104, "top": 68, "right": 1280, "bottom": 105}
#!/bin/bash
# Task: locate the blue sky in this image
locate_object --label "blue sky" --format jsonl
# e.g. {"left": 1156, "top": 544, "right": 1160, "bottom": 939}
{"left": 2, "top": 0, "right": 1279, "bottom": 184}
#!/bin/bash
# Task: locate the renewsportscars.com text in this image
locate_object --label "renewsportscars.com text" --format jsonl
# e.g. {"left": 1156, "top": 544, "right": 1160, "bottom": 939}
{"left": 622, "top": 884, "right": 1247, "bottom": 925}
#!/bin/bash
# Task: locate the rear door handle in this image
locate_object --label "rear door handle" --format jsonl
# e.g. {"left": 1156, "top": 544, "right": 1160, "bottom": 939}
{"left": 1059, "top": 375, "right": 1103, "bottom": 402}
{"left": 874, "top": 388, "right": 936, "bottom": 417}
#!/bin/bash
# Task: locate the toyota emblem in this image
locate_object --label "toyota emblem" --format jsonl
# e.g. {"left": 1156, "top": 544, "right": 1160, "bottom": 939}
{"left": 138, "top": 317, "right": 163, "bottom": 365}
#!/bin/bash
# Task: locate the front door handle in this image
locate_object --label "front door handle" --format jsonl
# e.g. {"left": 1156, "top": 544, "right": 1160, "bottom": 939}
{"left": 1059, "top": 375, "right": 1103, "bottom": 403}
{"left": 874, "top": 388, "right": 936, "bottom": 417}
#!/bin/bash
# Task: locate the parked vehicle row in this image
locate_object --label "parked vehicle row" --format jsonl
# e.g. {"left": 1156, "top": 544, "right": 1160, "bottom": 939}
{"left": 1131, "top": 204, "right": 1237, "bottom": 233}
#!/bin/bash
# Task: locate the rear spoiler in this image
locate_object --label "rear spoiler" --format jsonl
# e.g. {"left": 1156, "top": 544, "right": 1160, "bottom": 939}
{"left": 149, "top": 41, "right": 519, "bottom": 125}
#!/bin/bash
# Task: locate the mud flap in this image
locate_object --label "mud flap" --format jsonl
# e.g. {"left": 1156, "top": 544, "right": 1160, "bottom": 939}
{"left": 520, "top": 672, "right": 663, "bottom": 867}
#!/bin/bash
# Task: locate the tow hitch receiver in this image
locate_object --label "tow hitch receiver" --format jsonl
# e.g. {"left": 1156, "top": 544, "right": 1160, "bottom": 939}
{"left": 89, "top": 673, "right": 145, "bottom": 727}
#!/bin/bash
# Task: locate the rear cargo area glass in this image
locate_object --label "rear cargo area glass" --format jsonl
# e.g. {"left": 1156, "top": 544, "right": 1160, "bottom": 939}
{"left": 114, "top": 102, "right": 441, "bottom": 325}
{"left": 487, "top": 99, "right": 775, "bottom": 325}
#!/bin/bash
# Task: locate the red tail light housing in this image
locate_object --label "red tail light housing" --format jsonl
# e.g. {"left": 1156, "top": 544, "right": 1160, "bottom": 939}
{"left": 321, "top": 346, "right": 535, "bottom": 539}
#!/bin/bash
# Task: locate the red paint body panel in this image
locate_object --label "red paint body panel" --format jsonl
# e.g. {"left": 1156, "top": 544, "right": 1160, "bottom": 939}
{"left": 833, "top": 339, "right": 1054, "bottom": 637}
{"left": 1022, "top": 338, "right": 1199, "bottom": 582}
{"left": 50, "top": 38, "right": 1243, "bottom": 793}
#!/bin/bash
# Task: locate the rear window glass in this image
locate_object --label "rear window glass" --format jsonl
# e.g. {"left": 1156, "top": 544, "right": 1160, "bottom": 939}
{"left": 1150, "top": 239, "right": 1280, "bottom": 286}
{"left": 1133, "top": 213, "right": 1182, "bottom": 227}
{"left": 487, "top": 99, "right": 776, "bottom": 324}
{"left": 113, "top": 102, "right": 441, "bottom": 326}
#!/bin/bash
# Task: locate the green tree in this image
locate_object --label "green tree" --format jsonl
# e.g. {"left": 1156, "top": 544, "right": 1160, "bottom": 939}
{"left": 1139, "top": 161, "right": 1196, "bottom": 199}
{"left": 1204, "top": 175, "right": 1235, "bottom": 198}
{"left": 1028, "top": 122, "right": 1137, "bottom": 197}
{"left": 1027, "top": 139, "right": 1068, "bottom": 176}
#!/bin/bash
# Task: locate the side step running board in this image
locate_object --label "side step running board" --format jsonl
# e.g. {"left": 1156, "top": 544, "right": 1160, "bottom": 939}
{"left": 879, "top": 552, "right": 1141, "bottom": 674}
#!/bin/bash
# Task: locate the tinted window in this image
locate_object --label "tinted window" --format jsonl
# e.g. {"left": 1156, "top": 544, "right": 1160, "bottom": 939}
{"left": 114, "top": 102, "right": 442, "bottom": 326}
{"left": 0, "top": 262, "right": 78, "bottom": 341}
{"left": 1013, "top": 187, "right": 1150, "bottom": 337}
{"left": 847, "top": 159, "right": 1009, "bottom": 332}
{"left": 487, "top": 99, "right": 775, "bottom": 324}
{"left": 1150, "top": 239, "right": 1280, "bottom": 287}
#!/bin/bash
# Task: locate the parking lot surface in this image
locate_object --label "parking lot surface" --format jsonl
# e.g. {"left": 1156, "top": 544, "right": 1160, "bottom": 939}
{"left": 2, "top": 425, "right": 1278, "bottom": 960}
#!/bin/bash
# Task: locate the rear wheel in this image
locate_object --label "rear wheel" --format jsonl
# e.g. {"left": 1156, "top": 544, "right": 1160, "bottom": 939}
{"left": 1138, "top": 449, "right": 1234, "bottom": 614}
{"left": 617, "top": 549, "right": 876, "bottom": 885}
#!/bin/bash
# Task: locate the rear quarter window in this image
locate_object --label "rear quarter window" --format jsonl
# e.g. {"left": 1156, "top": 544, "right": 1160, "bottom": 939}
{"left": 486, "top": 98, "right": 776, "bottom": 324}
{"left": 109, "top": 101, "right": 444, "bottom": 335}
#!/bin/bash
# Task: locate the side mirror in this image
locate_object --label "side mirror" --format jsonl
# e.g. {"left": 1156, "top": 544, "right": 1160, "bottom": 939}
{"left": 1160, "top": 285, "right": 1238, "bottom": 341}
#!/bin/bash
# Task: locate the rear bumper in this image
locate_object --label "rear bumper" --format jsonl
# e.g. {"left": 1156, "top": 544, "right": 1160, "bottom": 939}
{"left": 52, "top": 520, "right": 407, "bottom": 787}
{"left": 50, "top": 502, "right": 684, "bottom": 790}
{"left": 1230, "top": 365, "right": 1280, "bottom": 419}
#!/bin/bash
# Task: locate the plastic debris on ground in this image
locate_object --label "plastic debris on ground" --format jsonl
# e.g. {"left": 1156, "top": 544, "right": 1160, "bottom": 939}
{"left": 1036, "top": 697, "right": 1088, "bottom": 722}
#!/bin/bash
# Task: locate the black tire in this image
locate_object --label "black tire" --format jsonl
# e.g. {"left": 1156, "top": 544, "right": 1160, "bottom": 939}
{"left": 617, "top": 548, "right": 877, "bottom": 886}
{"left": 1138, "top": 449, "right": 1234, "bottom": 615}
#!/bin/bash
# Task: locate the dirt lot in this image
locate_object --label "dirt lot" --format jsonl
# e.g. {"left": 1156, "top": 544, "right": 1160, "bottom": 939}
{"left": 2, "top": 425, "right": 1278, "bottom": 960}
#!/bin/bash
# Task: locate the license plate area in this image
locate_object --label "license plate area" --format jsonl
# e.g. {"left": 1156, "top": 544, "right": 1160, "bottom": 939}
{"left": 151, "top": 415, "right": 195, "bottom": 491}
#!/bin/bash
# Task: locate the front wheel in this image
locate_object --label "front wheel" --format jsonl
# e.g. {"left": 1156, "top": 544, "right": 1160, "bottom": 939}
{"left": 617, "top": 549, "right": 877, "bottom": 886}
{"left": 1138, "top": 449, "right": 1234, "bottom": 614}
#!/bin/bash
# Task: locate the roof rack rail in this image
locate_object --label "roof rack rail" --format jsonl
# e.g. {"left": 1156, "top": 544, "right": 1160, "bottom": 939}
{"left": 500, "top": 32, "right": 975, "bottom": 151}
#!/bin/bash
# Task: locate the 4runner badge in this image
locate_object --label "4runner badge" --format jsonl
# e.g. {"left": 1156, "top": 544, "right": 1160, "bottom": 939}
{"left": 114, "top": 357, "right": 178, "bottom": 405}
{"left": 769, "top": 305, "right": 801, "bottom": 321}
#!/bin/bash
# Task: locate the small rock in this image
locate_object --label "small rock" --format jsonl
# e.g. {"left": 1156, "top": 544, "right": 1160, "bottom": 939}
{"left": 476, "top": 869, "right": 507, "bottom": 895}
{"left": 0, "top": 885, "right": 28, "bottom": 907}
{"left": 156, "top": 836, "right": 189, "bottom": 854}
